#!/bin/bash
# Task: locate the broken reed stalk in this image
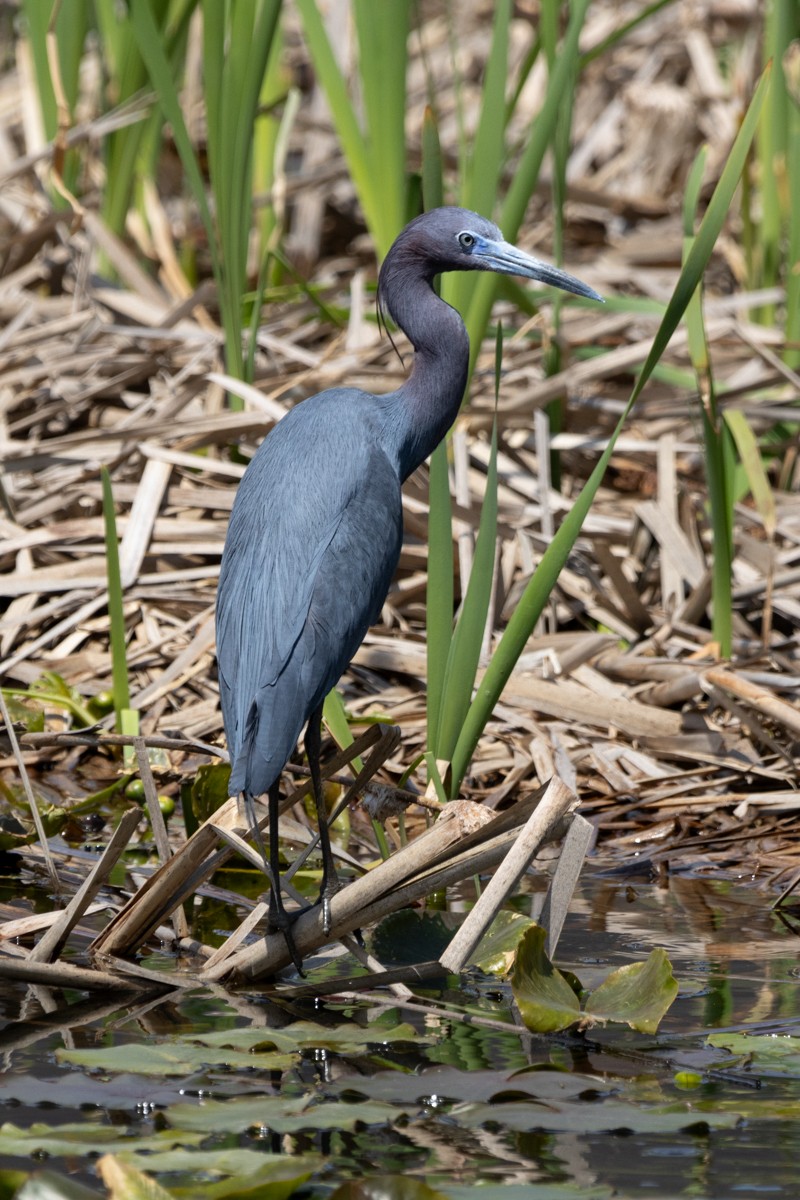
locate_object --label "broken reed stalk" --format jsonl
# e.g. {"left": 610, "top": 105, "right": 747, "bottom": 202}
{"left": 439, "top": 776, "right": 576, "bottom": 973}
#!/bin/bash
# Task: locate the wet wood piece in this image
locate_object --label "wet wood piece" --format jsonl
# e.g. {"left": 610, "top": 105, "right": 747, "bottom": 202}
{"left": 0, "top": 952, "right": 155, "bottom": 993}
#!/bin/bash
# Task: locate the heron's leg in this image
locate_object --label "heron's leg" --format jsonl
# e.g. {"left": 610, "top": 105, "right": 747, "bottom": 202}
{"left": 264, "top": 781, "right": 305, "bottom": 976}
{"left": 305, "top": 703, "right": 340, "bottom": 934}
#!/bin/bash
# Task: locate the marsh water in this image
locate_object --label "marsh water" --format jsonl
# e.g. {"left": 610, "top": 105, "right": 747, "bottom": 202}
{"left": 1, "top": 870, "right": 800, "bottom": 1199}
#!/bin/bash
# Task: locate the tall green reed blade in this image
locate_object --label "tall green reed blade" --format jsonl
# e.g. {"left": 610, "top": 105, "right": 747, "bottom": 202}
{"left": 296, "top": 0, "right": 411, "bottom": 256}
{"left": 434, "top": 328, "right": 502, "bottom": 773}
{"left": 422, "top": 107, "right": 453, "bottom": 755}
{"left": 100, "top": 467, "right": 138, "bottom": 754}
{"left": 724, "top": 410, "right": 777, "bottom": 544}
{"left": 448, "top": 64, "right": 771, "bottom": 796}
{"left": 130, "top": 0, "right": 280, "bottom": 390}
{"left": 683, "top": 147, "right": 734, "bottom": 656}
{"left": 540, "top": 0, "right": 580, "bottom": 488}
{"left": 20, "top": 0, "right": 88, "bottom": 200}
{"left": 252, "top": 32, "right": 291, "bottom": 271}
{"left": 443, "top": 0, "right": 512, "bottom": 321}
{"left": 203, "top": 0, "right": 282, "bottom": 386}
{"left": 96, "top": 0, "right": 195, "bottom": 247}
{"left": 353, "top": 0, "right": 408, "bottom": 237}
{"left": 782, "top": 38, "right": 800, "bottom": 369}
{"left": 461, "top": 0, "right": 592, "bottom": 376}
{"left": 753, "top": 0, "right": 796, "bottom": 326}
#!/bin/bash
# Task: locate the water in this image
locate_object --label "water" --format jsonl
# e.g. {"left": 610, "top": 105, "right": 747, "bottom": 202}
{"left": 1, "top": 873, "right": 799, "bottom": 1198}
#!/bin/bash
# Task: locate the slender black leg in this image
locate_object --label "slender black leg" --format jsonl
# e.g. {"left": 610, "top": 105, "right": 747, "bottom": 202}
{"left": 305, "top": 703, "right": 340, "bottom": 934}
{"left": 262, "top": 781, "right": 305, "bottom": 975}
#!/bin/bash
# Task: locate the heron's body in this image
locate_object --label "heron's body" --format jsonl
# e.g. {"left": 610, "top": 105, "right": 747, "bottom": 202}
{"left": 216, "top": 207, "right": 600, "bottom": 961}
{"left": 218, "top": 389, "right": 403, "bottom": 798}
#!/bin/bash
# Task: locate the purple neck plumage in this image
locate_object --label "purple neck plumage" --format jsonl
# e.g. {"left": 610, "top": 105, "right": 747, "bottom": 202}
{"left": 377, "top": 234, "right": 470, "bottom": 482}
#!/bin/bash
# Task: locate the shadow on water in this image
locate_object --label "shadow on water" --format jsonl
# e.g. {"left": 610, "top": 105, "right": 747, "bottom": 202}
{"left": 1, "top": 872, "right": 800, "bottom": 1198}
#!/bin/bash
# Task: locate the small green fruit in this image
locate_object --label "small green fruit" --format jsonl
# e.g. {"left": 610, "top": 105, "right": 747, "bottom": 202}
{"left": 124, "top": 779, "right": 146, "bottom": 803}
{"left": 673, "top": 1071, "right": 703, "bottom": 1089}
{"left": 88, "top": 690, "right": 116, "bottom": 717}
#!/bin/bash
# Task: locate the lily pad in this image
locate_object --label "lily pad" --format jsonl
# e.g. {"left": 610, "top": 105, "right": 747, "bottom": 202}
{"left": 189, "top": 763, "right": 232, "bottom": 825}
{"left": 511, "top": 926, "right": 678, "bottom": 1035}
{"left": 56, "top": 1041, "right": 295, "bottom": 1076}
{"left": 470, "top": 911, "right": 533, "bottom": 975}
{"left": 706, "top": 1032, "right": 800, "bottom": 1076}
{"left": 583, "top": 948, "right": 679, "bottom": 1034}
{"left": 192, "top": 1019, "right": 425, "bottom": 1054}
{"left": 330, "top": 1065, "right": 603, "bottom": 1106}
{"left": 453, "top": 1097, "right": 741, "bottom": 1134}
{"left": 116, "top": 1148, "right": 323, "bottom": 1180}
{"left": 165, "top": 1094, "right": 408, "bottom": 1136}
{"left": 100, "top": 1150, "right": 319, "bottom": 1200}
{"left": 371, "top": 910, "right": 453, "bottom": 965}
{"left": 511, "top": 925, "right": 582, "bottom": 1032}
{"left": 0, "top": 1122, "right": 202, "bottom": 1159}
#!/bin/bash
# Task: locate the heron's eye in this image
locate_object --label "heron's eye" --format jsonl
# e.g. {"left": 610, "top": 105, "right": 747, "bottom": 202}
{"left": 458, "top": 231, "right": 475, "bottom": 250}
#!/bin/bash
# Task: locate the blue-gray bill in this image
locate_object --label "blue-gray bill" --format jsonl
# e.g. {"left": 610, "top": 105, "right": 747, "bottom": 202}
{"left": 476, "top": 238, "right": 603, "bottom": 301}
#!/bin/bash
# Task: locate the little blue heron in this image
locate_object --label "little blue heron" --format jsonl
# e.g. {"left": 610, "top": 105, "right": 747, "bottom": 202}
{"left": 216, "top": 206, "right": 601, "bottom": 966}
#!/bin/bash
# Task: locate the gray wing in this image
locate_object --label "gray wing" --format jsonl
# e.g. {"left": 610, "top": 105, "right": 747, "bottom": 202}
{"left": 216, "top": 392, "right": 402, "bottom": 798}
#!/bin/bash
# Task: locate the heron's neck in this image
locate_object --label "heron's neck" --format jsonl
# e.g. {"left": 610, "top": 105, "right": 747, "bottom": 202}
{"left": 381, "top": 277, "right": 469, "bottom": 481}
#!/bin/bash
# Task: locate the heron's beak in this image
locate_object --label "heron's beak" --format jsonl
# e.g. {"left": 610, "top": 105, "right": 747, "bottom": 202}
{"left": 481, "top": 239, "right": 603, "bottom": 302}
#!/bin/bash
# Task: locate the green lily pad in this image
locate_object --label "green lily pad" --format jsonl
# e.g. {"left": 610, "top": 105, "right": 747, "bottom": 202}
{"left": 189, "top": 763, "right": 232, "bottom": 824}
{"left": 56, "top": 1041, "right": 295, "bottom": 1076}
{"left": 330, "top": 1065, "right": 602, "bottom": 1105}
{"left": 706, "top": 1032, "right": 800, "bottom": 1076}
{"left": 370, "top": 910, "right": 452, "bottom": 965}
{"left": 101, "top": 1150, "right": 319, "bottom": 1200}
{"left": 470, "top": 911, "right": 533, "bottom": 975}
{"left": 453, "top": 1097, "right": 741, "bottom": 1134}
{"left": 164, "top": 1094, "right": 408, "bottom": 1136}
{"left": 193, "top": 1019, "right": 425, "bottom": 1054}
{"left": 0, "top": 1122, "right": 202, "bottom": 1159}
{"left": 116, "top": 1148, "right": 323, "bottom": 1180}
{"left": 511, "top": 926, "right": 678, "bottom": 1035}
{"left": 511, "top": 925, "right": 581, "bottom": 1033}
{"left": 583, "top": 948, "right": 679, "bottom": 1034}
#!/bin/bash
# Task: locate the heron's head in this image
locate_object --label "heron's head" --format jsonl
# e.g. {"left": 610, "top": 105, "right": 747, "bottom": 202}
{"left": 382, "top": 206, "right": 602, "bottom": 302}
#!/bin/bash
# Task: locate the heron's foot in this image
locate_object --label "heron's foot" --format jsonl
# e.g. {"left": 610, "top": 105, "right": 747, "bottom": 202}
{"left": 267, "top": 897, "right": 306, "bottom": 977}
